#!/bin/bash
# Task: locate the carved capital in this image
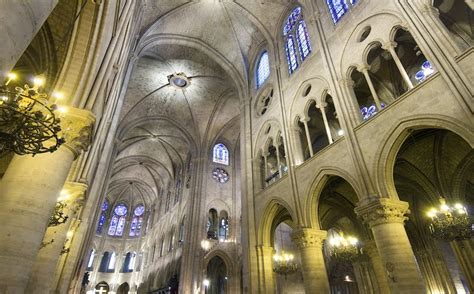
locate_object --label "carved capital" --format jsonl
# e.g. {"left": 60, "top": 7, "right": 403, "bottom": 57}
{"left": 59, "top": 108, "right": 95, "bottom": 158}
{"left": 355, "top": 198, "right": 410, "bottom": 228}
{"left": 356, "top": 64, "right": 371, "bottom": 74}
{"left": 381, "top": 41, "right": 398, "bottom": 51}
{"left": 339, "top": 78, "right": 355, "bottom": 88}
{"left": 291, "top": 228, "right": 327, "bottom": 249}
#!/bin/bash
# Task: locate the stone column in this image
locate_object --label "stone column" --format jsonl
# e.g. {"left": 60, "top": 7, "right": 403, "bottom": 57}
{"left": 382, "top": 41, "right": 414, "bottom": 90}
{"left": 0, "top": 0, "right": 59, "bottom": 73}
{"left": 274, "top": 143, "right": 281, "bottom": 178}
{"left": 0, "top": 108, "right": 94, "bottom": 293}
{"left": 290, "top": 126, "right": 304, "bottom": 165}
{"left": 256, "top": 245, "right": 275, "bottom": 294}
{"left": 451, "top": 239, "right": 474, "bottom": 291}
{"left": 355, "top": 198, "right": 426, "bottom": 293}
{"left": 357, "top": 66, "right": 383, "bottom": 111}
{"left": 291, "top": 228, "right": 330, "bottom": 294}
{"left": 317, "top": 102, "right": 334, "bottom": 144}
{"left": 300, "top": 117, "right": 314, "bottom": 157}
{"left": 353, "top": 259, "right": 378, "bottom": 294}
{"left": 262, "top": 151, "right": 269, "bottom": 183}
{"left": 26, "top": 182, "right": 87, "bottom": 294}
{"left": 364, "top": 241, "right": 390, "bottom": 293}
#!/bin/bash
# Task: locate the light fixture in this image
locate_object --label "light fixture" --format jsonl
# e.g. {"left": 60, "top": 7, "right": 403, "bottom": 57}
{"left": 427, "top": 198, "right": 473, "bottom": 241}
{"left": 328, "top": 233, "right": 361, "bottom": 262}
{"left": 0, "top": 73, "right": 64, "bottom": 156}
{"left": 273, "top": 227, "right": 298, "bottom": 276}
{"left": 168, "top": 72, "right": 190, "bottom": 89}
{"left": 273, "top": 250, "right": 298, "bottom": 276}
{"left": 337, "top": 129, "right": 344, "bottom": 136}
{"left": 48, "top": 201, "right": 69, "bottom": 227}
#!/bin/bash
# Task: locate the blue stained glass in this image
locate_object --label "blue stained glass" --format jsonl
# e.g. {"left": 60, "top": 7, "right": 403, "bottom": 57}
{"left": 116, "top": 216, "right": 126, "bottom": 236}
{"left": 134, "top": 205, "right": 145, "bottom": 216}
{"left": 296, "top": 21, "right": 311, "bottom": 60}
{"left": 96, "top": 199, "right": 109, "bottom": 234}
{"left": 285, "top": 36, "right": 299, "bottom": 74}
{"left": 256, "top": 51, "right": 270, "bottom": 89}
{"left": 283, "top": 7, "right": 302, "bottom": 36}
{"left": 213, "top": 143, "right": 229, "bottom": 165}
{"left": 114, "top": 203, "right": 128, "bottom": 216}
{"left": 327, "top": 0, "right": 349, "bottom": 24}
{"left": 108, "top": 215, "right": 119, "bottom": 235}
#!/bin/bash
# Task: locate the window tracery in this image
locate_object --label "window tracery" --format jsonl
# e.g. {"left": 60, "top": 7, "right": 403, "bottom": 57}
{"left": 129, "top": 204, "right": 145, "bottom": 237}
{"left": 327, "top": 0, "right": 357, "bottom": 24}
{"left": 256, "top": 51, "right": 270, "bottom": 89}
{"left": 212, "top": 143, "right": 229, "bottom": 165}
{"left": 108, "top": 203, "right": 128, "bottom": 237}
{"left": 96, "top": 199, "right": 109, "bottom": 234}
{"left": 283, "top": 7, "right": 311, "bottom": 74}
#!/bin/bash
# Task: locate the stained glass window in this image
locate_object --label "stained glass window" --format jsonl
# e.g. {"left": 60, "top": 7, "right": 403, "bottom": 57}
{"left": 212, "top": 143, "right": 229, "bottom": 165}
{"left": 327, "top": 0, "right": 357, "bottom": 24}
{"left": 129, "top": 205, "right": 145, "bottom": 237}
{"left": 108, "top": 203, "right": 128, "bottom": 236}
{"left": 256, "top": 51, "right": 270, "bottom": 89}
{"left": 296, "top": 22, "right": 311, "bottom": 60}
{"left": 285, "top": 36, "right": 299, "bottom": 74}
{"left": 96, "top": 199, "right": 109, "bottom": 234}
{"left": 283, "top": 7, "right": 311, "bottom": 74}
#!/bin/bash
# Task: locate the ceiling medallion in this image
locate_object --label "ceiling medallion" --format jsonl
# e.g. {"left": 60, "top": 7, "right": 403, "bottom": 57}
{"left": 168, "top": 72, "right": 190, "bottom": 89}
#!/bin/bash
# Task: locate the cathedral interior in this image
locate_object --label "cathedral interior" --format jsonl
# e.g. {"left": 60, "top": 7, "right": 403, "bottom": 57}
{"left": 0, "top": 0, "right": 473, "bottom": 293}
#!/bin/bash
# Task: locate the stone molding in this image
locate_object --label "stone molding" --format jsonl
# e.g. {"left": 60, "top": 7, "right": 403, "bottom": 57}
{"left": 59, "top": 108, "right": 96, "bottom": 158}
{"left": 291, "top": 228, "right": 327, "bottom": 249}
{"left": 355, "top": 198, "right": 410, "bottom": 227}
{"left": 62, "top": 182, "right": 88, "bottom": 214}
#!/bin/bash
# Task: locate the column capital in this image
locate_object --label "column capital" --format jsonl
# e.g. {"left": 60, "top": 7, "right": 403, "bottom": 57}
{"left": 316, "top": 102, "right": 328, "bottom": 109}
{"left": 59, "top": 108, "right": 96, "bottom": 158}
{"left": 355, "top": 198, "right": 409, "bottom": 227}
{"left": 291, "top": 228, "right": 327, "bottom": 249}
{"left": 420, "top": 4, "right": 439, "bottom": 16}
{"left": 339, "top": 78, "right": 355, "bottom": 88}
{"left": 299, "top": 116, "right": 310, "bottom": 123}
{"left": 381, "top": 41, "right": 398, "bottom": 51}
{"left": 356, "top": 64, "right": 371, "bottom": 73}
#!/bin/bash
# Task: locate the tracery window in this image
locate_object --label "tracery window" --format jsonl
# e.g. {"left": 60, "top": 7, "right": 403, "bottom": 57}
{"left": 96, "top": 199, "right": 109, "bottom": 234}
{"left": 129, "top": 205, "right": 145, "bottom": 237}
{"left": 283, "top": 7, "right": 311, "bottom": 74}
{"left": 256, "top": 51, "right": 270, "bottom": 89}
{"left": 108, "top": 203, "right": 128, "bottom": 237}
{"left": 212, "top": 143, "right": 229, "bottom": 165}
{"left": 327, "top": 0, "right": 357, "bottom": 24}
{"left": 218, "top": 217, "right": 229, "bottom": 241}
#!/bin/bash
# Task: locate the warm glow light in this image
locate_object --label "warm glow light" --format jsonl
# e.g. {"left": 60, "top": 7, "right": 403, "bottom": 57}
{"left": 337, "top": 129, "right": 344, "bottom": 136}
{"left": 58, "top": 106, "right": 68, "bottom": 114}
{"left": 57, "top": 190, "right": 69, "bottom": 201}
{"left": 203, "top": 279, "right": 210, "bottom": 287}
{"left": 53, "top": 91, "right": 64, "bottom": 100}
{"left": 67, "top": 231, "right": 74, "bottom": 238}
{"left": 0, "top": 96, "right": 7, "bottom": 101}
{"left": 7, "top": 72, "right": 17, "bottom": 80}
{"left": 201, "top": 239, "right": 211, "bottom": 251}
{"left": 33, "top": 76, "right": 45, "bottom": 87}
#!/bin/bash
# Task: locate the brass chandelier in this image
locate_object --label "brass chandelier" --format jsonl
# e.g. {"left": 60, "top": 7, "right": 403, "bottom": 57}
{"left": 0, "top": 73, "right": 64, "bottom": 157}
{"left": 427, "top": 198, "right": 473, "bottom": 241}
{"left": 273, "top": 227, "right": 298, "bottom": 276}
{"left": 328, "top": 234, "right": 361, "bottom": 262}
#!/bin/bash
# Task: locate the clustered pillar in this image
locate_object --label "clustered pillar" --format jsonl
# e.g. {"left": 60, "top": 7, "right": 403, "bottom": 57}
{"left": 0, "top": 108, "right": 94, "bottom": 293}
{"left": 355, "top": 198, "right": 426, "bottom": 293}
{"left": 291, "top": 228, "right": 330, "bottom": 294}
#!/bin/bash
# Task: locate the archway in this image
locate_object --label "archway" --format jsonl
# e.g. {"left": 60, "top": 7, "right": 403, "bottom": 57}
{"left": 206, "top": 256, "right": 228, "bottom": 294}
{"left": 317, "top": 176, "right": 376, "bottom": 294}
{"left": 393, "top": 128, "right": 474, "bottom": 292}
{"left": 117, "top": 282, "right": 130, "bottom": 294}
{"left": 94, "top": 281, "right": 109, "bottom": 294}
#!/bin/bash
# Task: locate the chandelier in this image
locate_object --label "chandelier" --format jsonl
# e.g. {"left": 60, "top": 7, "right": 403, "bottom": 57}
{"left": 273, "top": 250, "right": 298, "bottom": 276}
{"left": 0, "top": 73, "right": 64, "bottom": 156}
{"left": 48, "top": 201, "right": 69, "bottom": 227}
{"left": 427, "top": 198, "right": 473, "bottom": 241}
{"left": 328, "top": 234, "right": 361, "bottom": 262}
